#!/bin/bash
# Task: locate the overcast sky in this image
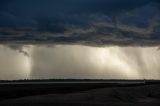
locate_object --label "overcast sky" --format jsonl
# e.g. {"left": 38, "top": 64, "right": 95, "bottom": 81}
{"left": 0, "top": 0, "right": 160, "bottom": 80}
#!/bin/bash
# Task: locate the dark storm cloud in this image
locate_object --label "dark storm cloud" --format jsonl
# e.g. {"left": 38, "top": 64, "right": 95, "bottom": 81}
{"left": 0, "top": 0, "right": 160, "bottom": 46}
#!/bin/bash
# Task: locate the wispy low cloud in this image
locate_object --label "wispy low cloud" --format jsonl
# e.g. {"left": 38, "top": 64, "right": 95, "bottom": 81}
{"left": 6, "top": 44, "right": 30, "bottom": 56}
{"left": 0, "top": 0, "right": 160, "bottom": 46}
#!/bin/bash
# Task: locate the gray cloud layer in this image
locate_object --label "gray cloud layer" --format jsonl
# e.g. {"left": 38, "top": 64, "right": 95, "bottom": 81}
{"left": 0, "top": 0, "right": 160, "bottom": 46}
